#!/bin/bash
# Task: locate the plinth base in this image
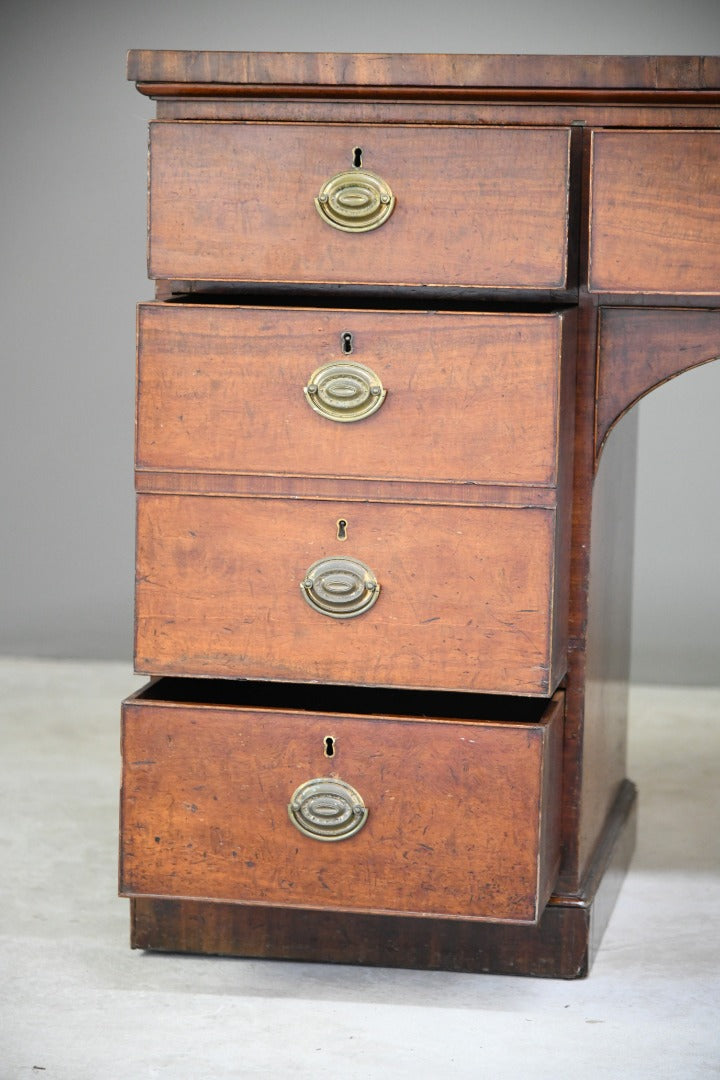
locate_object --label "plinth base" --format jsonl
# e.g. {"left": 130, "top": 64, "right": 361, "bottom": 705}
{"left": 129, "top": 780, "right": 636, "bottom": 980}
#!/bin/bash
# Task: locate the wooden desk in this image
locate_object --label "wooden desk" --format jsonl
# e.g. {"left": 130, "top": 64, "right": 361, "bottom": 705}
{"left": 121, "top": 53, "right": 720, "bottom": 978}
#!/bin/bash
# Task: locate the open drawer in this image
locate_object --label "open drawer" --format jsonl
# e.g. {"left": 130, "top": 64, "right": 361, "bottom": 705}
{"left": 148, "top": 121, "right": 573, "bottom": 291}
{"left": 120, "top": 680, "right": 563, "bottom": 925}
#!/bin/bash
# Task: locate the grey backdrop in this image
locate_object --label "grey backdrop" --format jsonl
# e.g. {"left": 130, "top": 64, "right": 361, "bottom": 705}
{"left": 2, "top": 0, "right": 719, "bottom": 684}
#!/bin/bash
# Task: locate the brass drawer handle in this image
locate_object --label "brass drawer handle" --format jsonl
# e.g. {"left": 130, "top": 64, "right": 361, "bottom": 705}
{"left": 304, "top": 360, "right": 386, "bottom": 423}
{"left": 315, "top": 168, "right": 395, "bottom": 233}
{"left": 301, "top": 556, "right": 380, "bottom": 619}
{"left": 288, "top": 777, "right": 368, "bottom": 841}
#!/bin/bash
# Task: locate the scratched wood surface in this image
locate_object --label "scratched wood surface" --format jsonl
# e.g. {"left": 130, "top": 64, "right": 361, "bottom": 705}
{"left": 136, "top": 305, "right": 568, "bottom": 488}
{"left": 127, "top": 51, "right": 720, "bottom": 94}
{"left": 122, "top": 51, "right": 720, "bottom": 974}
{"left": 120, "top": 692, "right": 563, "bottom": 923}
{"left": 589, "top": 130, "right": 720, "bottom": 296}
{"left": 134, "top": 493, "right": 562, "bottom": 696}
{"left": 153, "top": 97, "right": 720, "bottom": 133}
{"left": 596, "top": 306, "right": 720, "bottom": 456}
{"left": 148, "top": 122, "right": 572, "bottom": 290}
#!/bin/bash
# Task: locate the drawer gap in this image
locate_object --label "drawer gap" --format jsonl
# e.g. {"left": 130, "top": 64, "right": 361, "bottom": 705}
{"left": 158, "top": 289, "right": 578, "bottom": 315}
{"left": 136, "top": 676, "right": 555, "bottom": 724}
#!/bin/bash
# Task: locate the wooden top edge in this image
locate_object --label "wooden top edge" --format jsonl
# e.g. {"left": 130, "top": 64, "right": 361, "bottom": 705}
{"left": 126, "top": 51, "right": 720, "bottom": 91}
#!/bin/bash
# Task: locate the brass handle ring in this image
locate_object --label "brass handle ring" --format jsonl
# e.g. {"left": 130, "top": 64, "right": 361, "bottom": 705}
{"left": 315, "top": 168, "right": 395, "bottom": 233}
{"left": 304, "top": 360, "right": 386, "bottom": 423}
{"left": 301, "top": 556, "right": 380, "bottom": 619}
{"left": 288, "top": 777, "right": 368, "bottom": 841}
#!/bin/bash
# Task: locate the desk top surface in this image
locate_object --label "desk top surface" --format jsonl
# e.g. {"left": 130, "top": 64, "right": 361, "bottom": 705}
{"left": 126, "top": 51, "right": 720, "bottom": 95}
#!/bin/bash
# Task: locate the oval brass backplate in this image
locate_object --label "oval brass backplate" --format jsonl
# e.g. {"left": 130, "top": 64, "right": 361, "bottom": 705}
{"left": 315, "top": 168, "right": 395, "bottom": 233}
{"left": 304, "top": 360, "right": 386, "bottom": 423}
{"left": 288, "top": 777, "right": 368, "bottom": 841}
{"left": 301, "top": 555, "right": 380, "bottom": 619}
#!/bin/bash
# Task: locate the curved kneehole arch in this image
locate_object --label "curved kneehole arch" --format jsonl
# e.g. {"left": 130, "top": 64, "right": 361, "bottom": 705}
{"left": 595, "top": 307, "right": 720, "bottom": 464}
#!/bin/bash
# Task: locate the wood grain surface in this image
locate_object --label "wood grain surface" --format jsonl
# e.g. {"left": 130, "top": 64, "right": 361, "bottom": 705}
{"left": 127, "top": 51, "right": 720, "bottom": 94}
{"left": 122, "top": 50, "right": 720, "bottom": 974}
{"left": 589, "top": 131, "right": 720, "bottom": 296}
{"left": 596, "top": 306, "right": 720, "bottom": 456}
{"left": 127, "top": 776, "right": 635, "bottom": 978}
{"left": 136, "top": 305, "right": 568, "bottom": 488}
{"left": 153, "top": 97, "right": 720, "bottom": 133}
{"left": 134, "top": 494, "right": 562, "bottom": 695}
{"left": 148, "top": 122, "right": 572, "bottom": 289}
{"left": 120, "top": 690, "right": 563, "bottom": 923}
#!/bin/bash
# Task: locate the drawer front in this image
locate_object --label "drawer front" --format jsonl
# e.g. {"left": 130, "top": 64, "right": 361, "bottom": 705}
{"left": 589, "top": 130, "right": 720, "bottom": 295}
{"left": 148, "top": 122, "right": 572, "bottom": 290}
{"left": 137, "top": 305, "right": 568, "bottom": 488}
{"left": 120, "top": 688, "right": 563, "bottom": 923}
{"left": 135, "top": 494, "right": 563, "bottom": 696}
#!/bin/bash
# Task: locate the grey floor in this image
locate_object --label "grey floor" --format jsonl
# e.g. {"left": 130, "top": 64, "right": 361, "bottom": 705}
{"left": 1, "top": 660, "right": 719, "bottom": 1079}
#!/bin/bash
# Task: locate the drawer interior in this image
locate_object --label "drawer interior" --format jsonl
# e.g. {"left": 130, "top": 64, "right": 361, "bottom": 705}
{"left": 135, "top": 675, "right": 555, "bottom": 722}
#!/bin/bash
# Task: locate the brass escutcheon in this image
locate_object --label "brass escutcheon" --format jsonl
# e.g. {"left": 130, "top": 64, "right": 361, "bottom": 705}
{"left": 304, "top": 360, "right": 386, "bottom": 423}
{"left": 288, "top": 777, "right": 368, "bottom": 841}
{"left": 301, "top": 555, "right": 380, "bottom": 619}
{"left": 315, "top": 168, "right": 395, "bottom": 233}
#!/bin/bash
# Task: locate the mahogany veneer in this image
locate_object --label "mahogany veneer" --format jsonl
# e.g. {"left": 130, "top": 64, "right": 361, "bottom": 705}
{"left": 148, "top": 123, "right": 573, "bottom": 290}
{"left": 589, "top": 131, "right": 720, "bottom": 296}
{"left": 121, "top": 685, "right": 563, "bottom": 924}
{"left": 123, "top": 51, "right": 720, "bottom": 978}
{"left": 136, "top": 305, "right": 572, "bottom": 487}
{"left": 134, "top": 494, "right": 566, "bottom": 695}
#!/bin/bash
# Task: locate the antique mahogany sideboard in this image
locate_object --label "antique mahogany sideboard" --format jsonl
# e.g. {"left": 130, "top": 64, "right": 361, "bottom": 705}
{"left": 121, "top": 52, "right": 720, "bottom": 978}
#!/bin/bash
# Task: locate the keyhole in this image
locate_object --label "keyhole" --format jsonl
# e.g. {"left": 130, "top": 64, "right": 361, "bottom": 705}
{"left": 352, "top": 146, "right": 363, "bottom": 168}
{"left": 341, "top": 331, "right": 353, "bottom": 354}
{"left": 324, "top": 735, "right": 336, "bottom": 758}
{"left": 337, "top": 518, "right": 348, "bottom": 541}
